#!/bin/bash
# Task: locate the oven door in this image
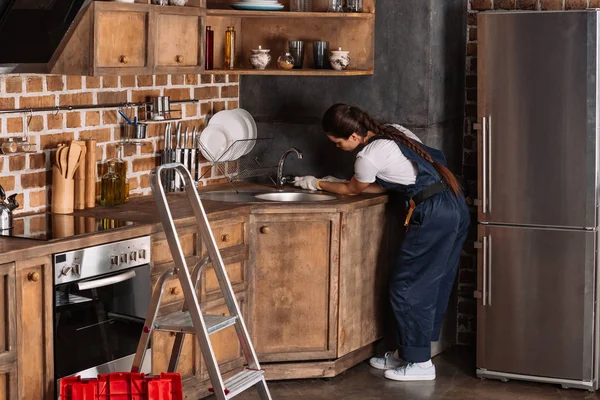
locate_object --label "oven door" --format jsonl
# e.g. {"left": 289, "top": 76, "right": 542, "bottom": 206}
{"left": 54, "top": 264, "right": 150, "bottom": 380}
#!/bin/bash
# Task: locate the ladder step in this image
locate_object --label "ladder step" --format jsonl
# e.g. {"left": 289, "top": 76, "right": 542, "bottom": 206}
{"left": 209, "top": 369, "right": 265, "bottom": 399}
{"left": 154, "top": 311, "right": 237, "bottom": 334}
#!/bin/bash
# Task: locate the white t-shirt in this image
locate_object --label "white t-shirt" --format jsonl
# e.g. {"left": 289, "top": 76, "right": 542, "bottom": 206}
{"left": 354, "top": 124, "right": 422, "bottom": 185}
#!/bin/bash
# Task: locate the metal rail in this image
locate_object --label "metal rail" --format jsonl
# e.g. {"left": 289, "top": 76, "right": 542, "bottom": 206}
{"left": 0, "top": 99, "right": 199, "bottom": 116}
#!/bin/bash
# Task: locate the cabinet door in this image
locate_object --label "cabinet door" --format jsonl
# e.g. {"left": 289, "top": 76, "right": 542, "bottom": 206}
{"left": 248, "top": 213, "right": 340, "bottom": 362}
{"left": 94, "top": 4, "right": 152, "bottom": 74}
{"left": 0, "top": 263, "right": 16, "bottom": 399}
{"left": 155, "top": 9, "right": 202, "bottom": 73}
{"left": 16, "top": 257, "right": 53, "bottom": 400}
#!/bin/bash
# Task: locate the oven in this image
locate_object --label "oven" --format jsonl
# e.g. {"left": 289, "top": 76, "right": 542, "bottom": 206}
{"left": 53, "top": 236, "right": 152, "bottom": 390}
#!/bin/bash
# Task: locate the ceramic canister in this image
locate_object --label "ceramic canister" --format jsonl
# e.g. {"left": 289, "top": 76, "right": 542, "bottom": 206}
{"left": 329, "top": 47, "right": 351, "bottom": 71}
{"left": 249, "top": 46, "right": 272, "bottom": 70}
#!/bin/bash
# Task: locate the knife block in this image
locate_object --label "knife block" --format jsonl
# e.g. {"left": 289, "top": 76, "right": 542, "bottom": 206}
{"left": 52, "top": 166, "right": 74, "bottom": 214}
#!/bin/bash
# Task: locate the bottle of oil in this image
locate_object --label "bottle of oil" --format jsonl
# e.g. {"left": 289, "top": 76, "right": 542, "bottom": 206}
{"left": 100, "top": 160, "right": 123, "bottom": 207}
{"left": 116, "top": 145, "right": 130, "bottom": 202}
{"left": 225, "top": 26, "right": 236, "bottom": 70}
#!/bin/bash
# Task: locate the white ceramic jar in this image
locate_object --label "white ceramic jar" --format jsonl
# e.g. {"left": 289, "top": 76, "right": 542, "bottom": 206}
{"left": 329, "top": 47, "right": 351, "bottom": 71}
{"left": 249, "top": 46, "right": 272, "bottom": 70}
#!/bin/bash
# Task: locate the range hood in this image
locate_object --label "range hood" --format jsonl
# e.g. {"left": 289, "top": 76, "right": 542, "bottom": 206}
{"left": 0, "top": 0, "right": 87, "bottom": 70}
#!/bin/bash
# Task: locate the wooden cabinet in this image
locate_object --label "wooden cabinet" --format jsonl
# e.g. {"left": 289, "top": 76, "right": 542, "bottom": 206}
{"left": 248, "top": 213, "right": 340, "bottom": 362}
{"left": 155, "top": 8, "right": 203, "bottom": 73}
{"left": 15, "top": 256, "right": 54, "bottom": 400}
{"left": 0, "top": 263, "right": 17, "bottom": 399}
{"left": 49, "top": 0, "right": 376, "bottom": 76}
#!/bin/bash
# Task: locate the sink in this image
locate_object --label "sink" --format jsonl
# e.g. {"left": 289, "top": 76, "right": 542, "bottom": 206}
{"left": 199, "top": 190, "right": 337, "bottom": 203}
{"left": 255, "top": 192, "right": 336, "bottom": 202}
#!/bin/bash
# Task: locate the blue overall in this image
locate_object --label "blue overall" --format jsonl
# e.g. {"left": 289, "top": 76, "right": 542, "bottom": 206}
{"left": 374, "top": 138, "right": 470, "bottom": 363}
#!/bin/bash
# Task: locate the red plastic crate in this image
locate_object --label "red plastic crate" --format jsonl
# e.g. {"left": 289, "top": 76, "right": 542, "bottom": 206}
{"left": 60, "top": 372, "right": 182, "bottom": 400}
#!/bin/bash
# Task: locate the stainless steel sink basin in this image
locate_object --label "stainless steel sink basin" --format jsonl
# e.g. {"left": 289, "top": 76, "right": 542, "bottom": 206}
{"left": 199, "top": 190, "right": 336, "bottom": 203}
{"left": 255, "top": 192, "right": 336, "bottom": 202}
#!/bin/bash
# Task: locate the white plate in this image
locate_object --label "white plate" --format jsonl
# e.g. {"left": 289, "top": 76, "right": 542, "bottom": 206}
{"left": 232, "top": 108, "right": 257, "bottom": 155}
{"left": 199, "top": 125, "right": 232, "bottom": 162}
{"left": 207, "top": 110, "right": 248, "bottom": 161}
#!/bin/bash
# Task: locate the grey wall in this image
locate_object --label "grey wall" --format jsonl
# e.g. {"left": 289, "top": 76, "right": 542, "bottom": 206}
{"left": 240, "top": 0, "right": 468, "bottom": 180}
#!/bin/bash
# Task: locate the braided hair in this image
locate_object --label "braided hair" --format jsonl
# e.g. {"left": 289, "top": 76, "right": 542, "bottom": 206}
{"left": 322, "top": 104, "right": 461, "bottom": 196}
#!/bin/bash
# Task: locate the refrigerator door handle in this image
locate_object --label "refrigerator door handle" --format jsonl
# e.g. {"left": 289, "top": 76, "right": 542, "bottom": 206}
{"left": 474, "top": 238, "right": 487, "bottom": 306}
{"left": 487, "top": 116, "right": 492, "bottom": 213}
{"left": 487, "top": 235, "right": 492, "bottom": 306}
{"left": 482, "top": 117, "right": 488, "bottom": 215}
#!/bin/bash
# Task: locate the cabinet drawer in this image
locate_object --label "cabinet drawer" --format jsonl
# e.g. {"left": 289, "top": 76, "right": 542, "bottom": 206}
{"left": 207, "top": 223, "right": 245, "bottom": 251}
{"left": 156, "top": 13, "right": 200, "bottom": 68}
{"left": 152, "top": 232, "right": 197, "bottom": 265}
{"left": 96, "top": 10, "right": 149, "bottom": 68}
{"left": 204, "top": 261, "right": 245, "bottom": 295}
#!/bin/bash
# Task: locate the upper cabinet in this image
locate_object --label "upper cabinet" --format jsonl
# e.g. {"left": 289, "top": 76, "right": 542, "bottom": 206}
{"left": 50, "top": 2, "right": 202, "bottom": 76}
{"left": 49, "top": 0, "right": 375, "bottom": 76}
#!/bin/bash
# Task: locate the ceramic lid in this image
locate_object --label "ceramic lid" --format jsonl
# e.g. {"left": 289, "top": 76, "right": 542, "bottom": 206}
{"left": 251, "top": 45, "right": 270, "bottom": 53}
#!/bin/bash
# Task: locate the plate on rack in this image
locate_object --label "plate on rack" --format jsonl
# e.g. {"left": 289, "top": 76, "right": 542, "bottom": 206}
{"left": 199, "top": 125, "right": 232, "bottom": 162}
{"left": 207, "top": 110, "right": 249, "bottom": 161}
{"left": 232, "top": 108, "right": 257, "bottom": 155}
{"left": 231, "top": 3, "right": 285, "bottom": 10}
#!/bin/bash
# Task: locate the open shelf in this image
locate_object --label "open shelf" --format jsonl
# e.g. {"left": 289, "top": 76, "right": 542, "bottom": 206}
{"left": 206, "top": 68, "right": 373, "bottom": 76}
{"left": 206, "top": 9, "right": 374, "bottom": 19}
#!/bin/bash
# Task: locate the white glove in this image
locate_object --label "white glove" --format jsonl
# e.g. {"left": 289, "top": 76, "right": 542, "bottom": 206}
{"left": 322, "top": 176, "right": 347, "bottom": 183}
{"left": 293, "top": 176, "right": 321, "bottom": 191}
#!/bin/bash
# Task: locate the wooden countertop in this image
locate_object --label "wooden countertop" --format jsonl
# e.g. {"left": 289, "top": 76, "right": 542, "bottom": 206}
{"left": 0, "top": 183, "right": 387, "bottom": 265}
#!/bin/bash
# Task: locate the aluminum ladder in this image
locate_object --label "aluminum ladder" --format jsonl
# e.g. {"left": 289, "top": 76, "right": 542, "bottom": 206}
{"left": 131, "top": 163, "right": 272, "bottom": 400}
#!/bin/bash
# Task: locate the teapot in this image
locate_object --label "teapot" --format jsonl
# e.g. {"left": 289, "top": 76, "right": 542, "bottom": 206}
{"left": 0, "top": 184, "right": 19, "bottom": 233}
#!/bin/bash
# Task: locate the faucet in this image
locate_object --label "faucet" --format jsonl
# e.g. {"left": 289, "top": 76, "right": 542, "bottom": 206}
{"left": 276, "top": 148, "right": 303, "bottom": 188}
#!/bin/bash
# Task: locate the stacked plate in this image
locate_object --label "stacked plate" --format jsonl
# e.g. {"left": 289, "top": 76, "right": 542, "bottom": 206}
{"left": 231, "top": 0, "right": 284, "bottom": 11}
{"left": 199, "top": 109, "right": 257, "bottom": 162}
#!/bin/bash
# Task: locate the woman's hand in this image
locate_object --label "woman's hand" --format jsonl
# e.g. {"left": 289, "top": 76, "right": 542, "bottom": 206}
{"left": 294, "top": 176, "right": 321, "bottom": 191}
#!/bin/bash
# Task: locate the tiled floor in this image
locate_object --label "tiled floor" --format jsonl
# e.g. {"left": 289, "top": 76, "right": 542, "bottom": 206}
{"left": 237, "top": 347, "right": 600, "bottom": 400}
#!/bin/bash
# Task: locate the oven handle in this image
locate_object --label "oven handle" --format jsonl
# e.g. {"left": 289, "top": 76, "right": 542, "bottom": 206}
{"left": 76, "top": 270, "right": 137, "bottom": 291}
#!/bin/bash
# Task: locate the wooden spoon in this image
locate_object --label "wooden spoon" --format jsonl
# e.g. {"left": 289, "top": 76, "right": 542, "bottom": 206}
{"left": 55, "top": 144, "right": 66, "bottom": 175}
{"left": 59, "top": 146, "right": 68, "bottom": 178}
{"left": 66, "top": 142, "right": 82, "bottom": 179}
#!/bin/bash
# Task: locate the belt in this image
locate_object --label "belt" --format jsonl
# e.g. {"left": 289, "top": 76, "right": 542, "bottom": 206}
{"left": 404, "top": 180, "right": 448, "bottom": 228}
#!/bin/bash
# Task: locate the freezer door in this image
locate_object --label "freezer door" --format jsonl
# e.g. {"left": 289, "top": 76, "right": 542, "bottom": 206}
{"left": 478, "top": 11, "right": 598, "bottom": 228}
{"left": 476, "top": 225, "right": 595, "bottom": 381}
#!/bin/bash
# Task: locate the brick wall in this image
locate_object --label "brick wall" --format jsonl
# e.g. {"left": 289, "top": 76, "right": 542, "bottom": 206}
{"left": 458, "top": 0, "right": 600, "bottom": 345}
{"left": 0, "top": 74, "right": 239, "bottom": 215}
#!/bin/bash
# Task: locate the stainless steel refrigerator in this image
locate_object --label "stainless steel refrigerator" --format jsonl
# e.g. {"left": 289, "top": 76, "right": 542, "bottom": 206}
{"left": 476, "top": 10, "right": 600, "bottom": 391}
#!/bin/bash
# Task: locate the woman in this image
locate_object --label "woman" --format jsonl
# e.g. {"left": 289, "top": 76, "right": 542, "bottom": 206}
{"left": 294, "top": 104, "right": 470, "bottom": 382}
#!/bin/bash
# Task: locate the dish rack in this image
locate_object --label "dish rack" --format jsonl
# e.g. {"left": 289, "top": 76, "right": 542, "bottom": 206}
{"left": 161, "top": 138, "right": 276, "bottom": 192}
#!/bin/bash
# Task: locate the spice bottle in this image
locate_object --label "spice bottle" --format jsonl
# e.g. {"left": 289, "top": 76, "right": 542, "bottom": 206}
{"left": 205, "top": 26, "right": 214, "bottom": 70}
{"left": 225, "top": 26, "right": 236, "bottom": 70}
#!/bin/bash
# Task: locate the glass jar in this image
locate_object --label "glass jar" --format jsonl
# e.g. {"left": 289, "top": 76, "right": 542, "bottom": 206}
{"left": 328, "top": 0, "right": 343, "bottom": 12}
{"left": 290, "top": 0, "right": 312, "bottom": 11}
{"left": 205, "top": 26, "right": 214, "bottom": 70}
{"left": 225, "top": 26, "right": 236, "bottom": 70}
{"left": 100, "top": 160, "right": 123, "bottom": 207}
{"left": 346, "top": 0, "right": 362, "bottom": 12}
{"left": 277, "top": 53, "right": 295, "bottom": 70}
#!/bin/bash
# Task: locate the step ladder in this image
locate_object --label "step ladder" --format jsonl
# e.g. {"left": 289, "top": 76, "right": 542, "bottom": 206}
{"left": 131, "top": 163, "right": 272, "bottom": 400}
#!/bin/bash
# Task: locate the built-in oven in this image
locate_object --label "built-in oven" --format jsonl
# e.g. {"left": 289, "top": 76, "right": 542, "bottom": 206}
{"left": 53, "top": 236, "right": 152, "bottom": 393}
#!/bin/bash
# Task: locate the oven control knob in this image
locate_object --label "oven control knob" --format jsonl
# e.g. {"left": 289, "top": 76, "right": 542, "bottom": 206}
{"left": 72, "top": 263, "right": 81, "bottom": 276}
{"left": 120, "top": 253, "right": 128, "bottom": 264}
{"left": 110, "top": 255, "right": 119, "bottom": 266}
{"left": 130, "top": 251, "right": 137, "bottom": 261}
{"left": 138, "top": 249, "right": 147, "bottom": 259}
{"left": 61, "top": 266, "right": 73, "bottom": 276}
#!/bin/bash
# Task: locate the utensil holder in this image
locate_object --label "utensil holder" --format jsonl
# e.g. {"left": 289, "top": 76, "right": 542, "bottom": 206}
{"left": 123, "top": 123, "right": 148, "bottom": 140}
{"left": 52, "top": 166, "right": 75, "bottom": 214}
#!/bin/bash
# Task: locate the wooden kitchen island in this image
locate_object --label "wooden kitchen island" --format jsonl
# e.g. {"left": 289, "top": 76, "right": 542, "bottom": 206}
{"left": 0, "top": 185, "right": 391, "bottom": 399}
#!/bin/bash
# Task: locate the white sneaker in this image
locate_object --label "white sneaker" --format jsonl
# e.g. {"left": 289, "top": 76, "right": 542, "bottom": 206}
{"left": 384, "top": 360, "right": 436, "bottom": 381}
{"left": 369, "top": 351, "right": 405, "bottom": 370}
